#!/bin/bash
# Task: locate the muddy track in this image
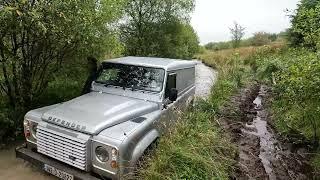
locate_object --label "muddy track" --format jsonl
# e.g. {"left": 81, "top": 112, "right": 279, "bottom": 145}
{"left": 220, "top": 83, "right": 313, "bottom": 180}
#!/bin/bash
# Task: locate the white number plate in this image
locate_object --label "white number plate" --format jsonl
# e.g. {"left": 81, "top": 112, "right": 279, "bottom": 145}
{"left": 44, "top": 164, "right": 74, "bottom": 180}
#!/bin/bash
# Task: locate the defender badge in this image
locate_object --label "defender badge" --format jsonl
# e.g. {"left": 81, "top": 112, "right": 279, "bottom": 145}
{"left": 47, "top": 116, "right": 86, "bottom": 131}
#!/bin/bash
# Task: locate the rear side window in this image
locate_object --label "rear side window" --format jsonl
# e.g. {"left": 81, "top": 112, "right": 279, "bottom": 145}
{"left": 165, "top": 73, "right": 176, "bottom": 98}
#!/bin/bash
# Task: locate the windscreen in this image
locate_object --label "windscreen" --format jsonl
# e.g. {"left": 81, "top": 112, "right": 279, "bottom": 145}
{"left": 95, "top": 63, "right": 165, "bottom": 92}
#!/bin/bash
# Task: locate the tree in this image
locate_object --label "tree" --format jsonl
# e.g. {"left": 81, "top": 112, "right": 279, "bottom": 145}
{"left": 289, "top": 0, "right": 320, "bottom": 49}
{"left": 120, "top": 0, "right": 198, "bottom": 59}
{"left": 204, "top": 41, "right": 232, "bottom": 51}
{"left": 251, "top": 32, "right": 271, "bottom": 46}
{"left": 268, "top": 33, "right": 278, "bottom": 42}
{"left": 277, "top": 30, "right": 289, "bottom": 40}
{"left": 0, "top": 0, "right": 125, "bottom": 113}
{"left": 156, "top": 20, "right": 199, "bottom": 59}
{"left": 229, "top": 22, "right": 245, "bottom": 48}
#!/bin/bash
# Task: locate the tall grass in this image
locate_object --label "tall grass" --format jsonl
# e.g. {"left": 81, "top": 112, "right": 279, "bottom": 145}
{"left": 138, "top": 111, "right": 236, "bottom": 179}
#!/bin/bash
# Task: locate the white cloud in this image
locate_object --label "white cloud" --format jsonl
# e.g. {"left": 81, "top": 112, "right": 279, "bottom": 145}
{"left": 191, "top": 0, "right": 300, "bottom": 44}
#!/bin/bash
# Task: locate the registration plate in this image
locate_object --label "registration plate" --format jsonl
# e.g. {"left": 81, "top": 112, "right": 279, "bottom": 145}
{"left": 44, "top": 164, "right": 74, "bottom": 180}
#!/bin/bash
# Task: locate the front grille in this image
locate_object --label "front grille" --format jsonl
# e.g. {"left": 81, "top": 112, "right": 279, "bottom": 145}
{"left": 36, "top": 125, "right": 88, "bottom": 170}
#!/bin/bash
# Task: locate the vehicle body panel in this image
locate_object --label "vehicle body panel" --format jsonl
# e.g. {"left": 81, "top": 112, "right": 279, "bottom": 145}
{"left": 41, "top": 92, "right": 159, "bottom": 135}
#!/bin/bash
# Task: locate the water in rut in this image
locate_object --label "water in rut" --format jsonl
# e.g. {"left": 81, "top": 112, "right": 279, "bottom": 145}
{"left": 241, "top": 87, "right": 278, "bottom": 179}
{"left": 237, "top": 85, "right": 310, "bottom": 180}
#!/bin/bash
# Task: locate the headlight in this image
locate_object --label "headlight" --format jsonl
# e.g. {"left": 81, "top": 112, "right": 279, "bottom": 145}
{"left": 23, "top": 119, "right": 38, "bottom": 142}
{"left": 23, "top": 119, "right": 31, "bottom": 138}
{"left": 31, "top": 123, "right": 38, "bottom": 139}
{"left": 95, "top": 146, "right": 109, "bottom": 162}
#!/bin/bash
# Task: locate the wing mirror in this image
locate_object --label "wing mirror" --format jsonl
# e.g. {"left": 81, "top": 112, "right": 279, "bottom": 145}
{"left": 169, "top": 88, "right": 178, "bottom": 101}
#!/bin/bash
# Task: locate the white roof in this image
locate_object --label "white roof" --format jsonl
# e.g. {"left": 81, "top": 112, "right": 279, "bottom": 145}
{"left": 103, "top": 56, "right": 197, "bottom": 71}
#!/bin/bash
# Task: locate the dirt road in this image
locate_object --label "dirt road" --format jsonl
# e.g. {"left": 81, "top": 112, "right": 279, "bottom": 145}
{"left": 0, "top": 62, "right": 217, "bottom": 180}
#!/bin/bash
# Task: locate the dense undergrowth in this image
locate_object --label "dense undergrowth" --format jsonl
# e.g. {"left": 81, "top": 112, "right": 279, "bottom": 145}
{"left": 0, "top": 61, "right": 87, "bottom": 143}
{"left": 138, "top": 44, "right": 281, "bottom": 179}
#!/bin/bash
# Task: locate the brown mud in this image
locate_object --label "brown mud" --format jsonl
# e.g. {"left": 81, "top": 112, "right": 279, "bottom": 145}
{"left": 220, "top": 83, "right": 313, "bottom": 180}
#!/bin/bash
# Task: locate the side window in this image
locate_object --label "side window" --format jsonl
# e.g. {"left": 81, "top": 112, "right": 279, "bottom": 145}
{"left": 165, "top": 73, "right": 176, "bottom": 98}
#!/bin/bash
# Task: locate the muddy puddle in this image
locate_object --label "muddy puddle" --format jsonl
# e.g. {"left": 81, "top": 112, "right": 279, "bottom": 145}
{"left": 227, "top": 85, "right": 312, "bottom": 180}
{"left": 240, "top": 87, "right": 278, "bottom": 179}
{"left": 0, "top": 142, "right": 55, "bottom": 180}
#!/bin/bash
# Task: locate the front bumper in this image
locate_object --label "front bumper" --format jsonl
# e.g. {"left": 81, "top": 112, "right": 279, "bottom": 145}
{"left": 15, "top": 144, "right": 102, "bottom": 180}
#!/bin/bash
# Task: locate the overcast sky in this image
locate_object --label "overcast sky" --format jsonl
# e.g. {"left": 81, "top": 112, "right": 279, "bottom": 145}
{"left": 191, "top": 0, "right": 301, "bottom": 44}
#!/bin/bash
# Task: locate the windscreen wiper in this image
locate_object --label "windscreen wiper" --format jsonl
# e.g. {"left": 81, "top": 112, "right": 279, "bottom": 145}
{"left": 103, "top": 83, "right": 113, "bottom": 87}
{"left": 103, "top": 83, "right": 120, "bottom": 88}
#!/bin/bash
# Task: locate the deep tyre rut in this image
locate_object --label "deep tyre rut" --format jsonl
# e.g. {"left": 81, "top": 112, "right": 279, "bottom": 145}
{"left": 220, "top": 83, "right": 313, "bottom": 180}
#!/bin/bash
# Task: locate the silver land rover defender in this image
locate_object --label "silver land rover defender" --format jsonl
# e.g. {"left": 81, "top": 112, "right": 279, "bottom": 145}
{"left": 16, "top": 57, "right": 196, "bottom": 180}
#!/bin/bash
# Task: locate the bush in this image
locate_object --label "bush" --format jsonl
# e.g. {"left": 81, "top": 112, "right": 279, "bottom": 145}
{"left": 156, "top": 22, "right": 200, "bottom": 59}
{"left": 251, "top": 32, "right": 272, "bottom": 46}
{"left": 0, "top": 109, "right": 15, "bottom": 143}
{"left": 258, "top": 49, "right": 320, "bottom": 145}
{"left": 0, "top": 99, "right": 25, "bottom": 143}
{"left": 0, "top": 0, "right": 124, "bottom": 143}
{"left": 289, "top": 0, "right": 320, "bottom": 50}
{"left": 312, "top": 153, "right": 320, "bottom": 176}
{"left": 204, "top": 41, "right": 232, "bottom": 51}
{"left": 0, "top": 58, "right": 87, "bottom": 142}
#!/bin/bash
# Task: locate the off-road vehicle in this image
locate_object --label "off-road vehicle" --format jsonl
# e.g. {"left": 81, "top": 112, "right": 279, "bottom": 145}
{"left": 16, "top": 57, "right": 196, "bottom": 179}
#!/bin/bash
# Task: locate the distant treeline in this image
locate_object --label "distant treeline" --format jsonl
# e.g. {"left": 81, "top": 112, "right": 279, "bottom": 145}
{"left": 204, "top": 31, "right": 288, "bottom": 51}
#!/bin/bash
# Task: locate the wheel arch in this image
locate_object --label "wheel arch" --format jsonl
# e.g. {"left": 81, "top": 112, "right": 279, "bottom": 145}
{"left": 129, "top": 129, "right": 160, "bottom": 166}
